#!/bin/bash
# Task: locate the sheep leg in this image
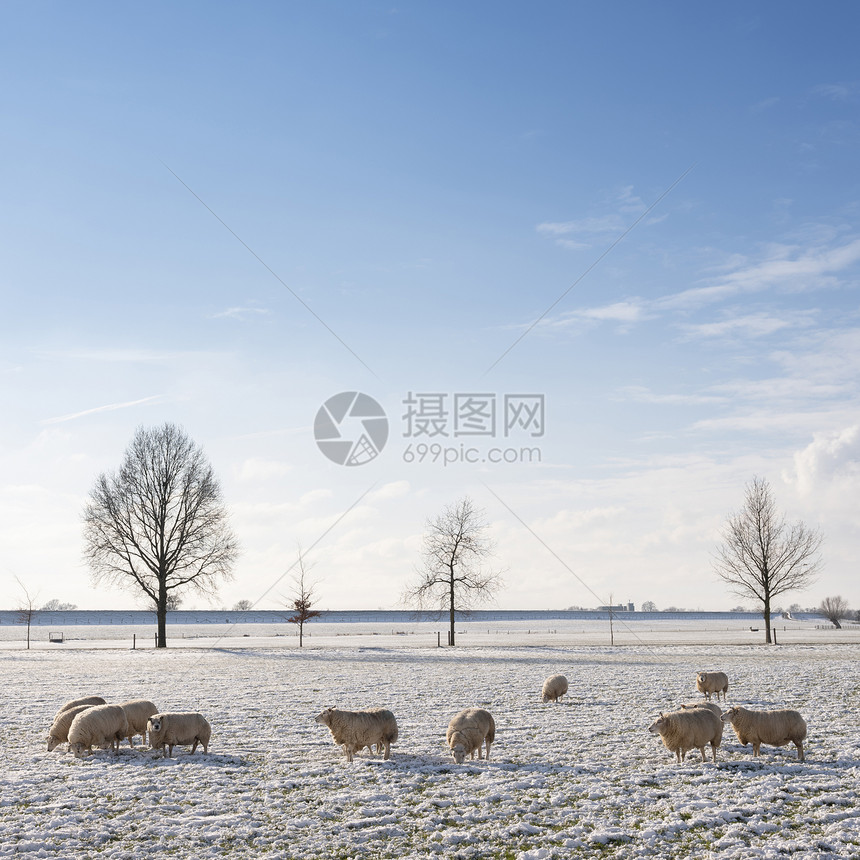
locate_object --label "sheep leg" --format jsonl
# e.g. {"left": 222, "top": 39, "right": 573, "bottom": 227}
{"left": 752, "top": 743, "right": 760, "bottom": 757}
{"left": 383, "top": 741, "right": 390, "bottom": 761}
{"left": 191, "top": 739, "right": 199, "bottom": 754}
{"left": 795, "top": 740, "right": 804, "bottom": 761}
{"left": 484, "top": 740, "right": 492, "bottom": 762}
{"left": 711, "top": 743, "right": 718, "bottom": 763}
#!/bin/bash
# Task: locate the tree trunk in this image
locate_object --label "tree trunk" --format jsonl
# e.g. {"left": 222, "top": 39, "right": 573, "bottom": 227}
{"left": 763, "top": 597, "right": 772, "bottom": 645}
{"left": 449, "top": 567, "right": 456, "bottom": 647}
{"left": 156, "top": 582, "right": 167, "bottom": 649}
{"left": 299, "top": 620, "right": 304, "bottom": 648}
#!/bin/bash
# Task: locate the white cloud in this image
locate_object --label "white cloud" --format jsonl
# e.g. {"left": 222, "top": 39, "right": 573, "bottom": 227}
{"left": 678, "top": 310, "right": 818, "bottom": 341}
{"left": 787, "top": 425, "right": 860, "bottom": 495}
{"left": 41, "top": 396, "right": 162, "bottom": 425}
{"left": 210, "top": 307, "right": 270, "bottom": 321}
{"left": 235, "top": 458, "right": 293, "bottom": 481}
{"left": 661, "top": 238, "right": 860, "bottom": 310}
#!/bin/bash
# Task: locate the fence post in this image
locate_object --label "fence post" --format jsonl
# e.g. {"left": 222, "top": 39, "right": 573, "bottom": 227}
{"left": 772, "top": 627, "right": 778, "bottom": 645}
{"left": 133, "top": 634, "right": 136, "bottom": 650}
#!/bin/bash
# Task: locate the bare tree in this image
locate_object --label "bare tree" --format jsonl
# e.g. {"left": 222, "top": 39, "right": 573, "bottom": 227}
{"left": 402, "top": 496, "right": 503, "bottom": 646}
{"left": 284, "top": 549, "right": 321, "bottom": 647}
{"left": 15, "top": 577, "right": 39, "bottom": 650}
{"left": 819, "top": 595, "right": 850, "bottom": 629}
{"left": 713, "top": 476, "right": 823, "bottom": 644}
{"left": 233, "top": 599, "right": 254, "bottom": 611}
{"left": 640, "top": 600, "right": 657, "bottom": 612}
{"left": 41, "top": 599, "right": 77, "bottom": 611}
{"left": 82, "top": 423, "right": 239, "bottom": 648}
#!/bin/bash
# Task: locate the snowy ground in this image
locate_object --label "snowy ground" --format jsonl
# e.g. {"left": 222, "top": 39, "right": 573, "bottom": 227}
{"left": 3, "top": 641, "right": 859, "bottom": 859}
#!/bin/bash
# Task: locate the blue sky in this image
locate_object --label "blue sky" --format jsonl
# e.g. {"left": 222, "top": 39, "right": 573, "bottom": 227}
{"left": 2, "top": 1, "right": 859, "bottom": 612}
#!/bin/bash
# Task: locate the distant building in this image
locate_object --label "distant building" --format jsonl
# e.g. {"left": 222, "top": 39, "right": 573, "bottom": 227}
{"left": 597, "top": 602, "right": 635, "bottom": 612}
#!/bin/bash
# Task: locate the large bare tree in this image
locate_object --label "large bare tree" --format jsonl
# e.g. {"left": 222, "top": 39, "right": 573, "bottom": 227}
{"left": 713, "top": 476, "right": 822, "bottom": 644}
{"left": 83, "top": 423, "right": 239, "bottom": 648}
{"left": 403, "top": 496, "right": 503, "bottom": 646}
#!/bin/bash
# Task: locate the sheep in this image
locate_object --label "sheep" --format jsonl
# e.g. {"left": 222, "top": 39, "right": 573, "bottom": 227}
{"left": 67, "top": 705, "right": 129, "bottom": 758}
{"left": 119, "top": 700, "right": 158, "bottom": 746}
{"left": 720, "top": 705, "right": 807, "bottom": 761}
{"left": 541, "top": 674, "right": 568, "bottom": 703}
{"left": 648, "top": 708, "right": 722, "bottom": 763}
{"left": 47, "top": 704, "right": 97, "bottom": 752}
{"left": 680, "top": 701, "right": 723, "bottom": 718}
{"left": 696, "top": 671, "right": 729, "bottom": 702}
{"left": 147, "top": 712, "right": 212, "bottom": 758}
{"left": 56, "top": 696, "right": 106, "bottom": 715}
{"left": 446, "top": 708, "right": 495, "bottom": 764}
{"left": 314, "top": 707, "right": 398, "bottom": 763}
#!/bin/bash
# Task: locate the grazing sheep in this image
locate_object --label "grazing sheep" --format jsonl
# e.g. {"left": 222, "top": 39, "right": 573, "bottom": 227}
{"left": 680, "top": 701, "right": 723, "bottom": 718}
{"left": 314, "top": 707, "right": 399, "bottom": 763}
{"left": 696, "top": 671, "right": 729, "bottom": 702}
{"left": 68, "top": 705, "right": 129, "bottom": 758}
{"left": 446, "top": 708, "right": 495, "bottom": 764}
{"left": 147, "top": 713, "right": 211, "bottom": 758}
{"left": 721, "top": 706, "right": 807, "bottom": 761}
{"left": 119, "top": 700, "right": 158, "bottom": 746}
{"left": 541, "top": 674, "right": 568, "bottom": 703}
{"left": 56, "top": 696, "right": 106, "bottom": 715}
{"left": 648, "top": 708, "right": 722, "bottom": 763}
{"left": 47, "top": 704, "right": 97, "bottom": 752}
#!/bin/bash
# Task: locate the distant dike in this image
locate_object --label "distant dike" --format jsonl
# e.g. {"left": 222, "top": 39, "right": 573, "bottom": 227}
{"left": 0, "top": 609, "right": 779, "bottom": 626}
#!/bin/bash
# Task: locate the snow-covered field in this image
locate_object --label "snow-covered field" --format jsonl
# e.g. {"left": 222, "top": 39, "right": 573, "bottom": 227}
{"left": 3, "top": 641, "right": 859, "bottom": 859}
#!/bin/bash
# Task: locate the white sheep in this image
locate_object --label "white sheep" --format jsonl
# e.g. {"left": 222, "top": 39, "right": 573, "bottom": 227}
{"left": 119, "top": 700, "right": 158, "bottom": 746}
{"left": 314, "top": 707, "right": 398, "bottom": 763}
{"left": 680, "top": 701, "right": 723, "bottom": 718}
{"left": 720, "top": 705, "right": 807, "bottom": 761}
{"left": 541, "top": 674, "right": 568, "bottom": 702}
{"left": 648, "top": 708, "right": 722, "bottom": 763}
{"left": 56, "top": 696, "right": 106, "bottom": 715}
{"left": 47, "top": 704, "right": 96, "bottom": 752}
{"left": 696, "top": 671, "right": 729, "bottom": 701}
{"left": 446, "top": 708, "right": 495, "bottom": 764}
{"left": 147, "top": 712, "right": 212, "bottom": 758}
{"left": 68, "top": 704, "right": 129, "bottom": 758}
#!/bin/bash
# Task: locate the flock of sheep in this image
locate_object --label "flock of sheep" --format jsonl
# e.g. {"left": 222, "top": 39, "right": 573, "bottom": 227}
{"left": 45, "top": 669, "right": 808, "bottom": 766}
{"left": 648, "top": 671, "right": 808, "bottom": 764}
{"left": 46, "top": 696, "right": 211, "bottom": 759}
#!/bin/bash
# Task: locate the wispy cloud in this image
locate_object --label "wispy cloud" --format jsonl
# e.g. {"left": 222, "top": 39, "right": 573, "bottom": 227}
{"left": 660, "top": 237, "right": 860, "bottom": 310}
{"left": 678, "top": 310, "right": 818, "bottom": 341}
{"left": 809, "top": 81, "right": 860, "bottom": 102}
{"left": 210, "top": 307, "right": 270, "bottom": 321}
{"left": 41, "top": 396, "right": 161, "bottom": 425}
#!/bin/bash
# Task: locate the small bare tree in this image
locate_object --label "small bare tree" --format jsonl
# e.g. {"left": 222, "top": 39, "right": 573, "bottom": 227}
{"left": 713, "top": 476, "right": 823, "bottom": 644}
{"left": 41, "top": 599, "right": 77, "bottom": 611}
{"left": 819, "top": 595, "right": 850, "bottom": 629}
{"left": 233, "top": 599, "right": 254, "bottom": 611}
{"left": 15, "top": 577, "right": 39, "bottom": 650}
{"left": 402, "top": 496, "right": 503, "bottom": 646}
{"left": 284, "top": 549, "right": 322, "bottom": 647}
{"left": 83, "top": 423, "right": 239, "bottom": 648}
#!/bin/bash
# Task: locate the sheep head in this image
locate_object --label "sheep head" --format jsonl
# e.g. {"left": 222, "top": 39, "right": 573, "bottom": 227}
{"left": 450, "top": 742, "right": 467, "bottom": 764}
